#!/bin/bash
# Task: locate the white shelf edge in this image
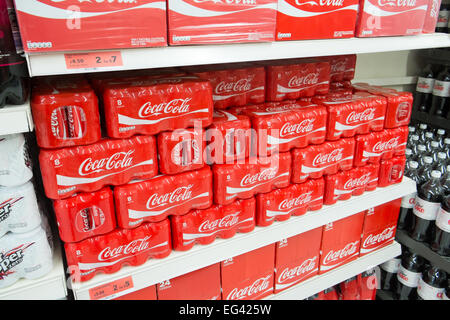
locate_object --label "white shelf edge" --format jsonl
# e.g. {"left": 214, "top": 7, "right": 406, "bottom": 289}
{"left": 265, "top": 241, "right": 401, "bottom": 300}
{"left": 70, "top": 178, "right": 416, "bottom": 300}
{"left": 26, "top": 34, "right": 450, "bottom": 77}
{"left": 0, "top": 241, "right": 67, "bottom": 300}
{"left": 0, "top": 100, "right": 34, "bottom": 136}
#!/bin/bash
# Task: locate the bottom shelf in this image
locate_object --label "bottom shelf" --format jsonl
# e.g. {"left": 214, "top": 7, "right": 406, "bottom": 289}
{"left": 266, "top": 241, "right": 401, "bottom": 300}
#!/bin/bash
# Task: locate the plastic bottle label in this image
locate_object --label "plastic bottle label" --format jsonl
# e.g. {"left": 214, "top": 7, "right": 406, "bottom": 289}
{"left": 401, "top": 193, "right": 416, "bottom": 209}
{"left": 435, "top": 206, "right": 450, "bottom": 233}
{"left": 416, "top": 77, "right": 435, "bottom": 93}
{"left": 380, "top": 258, "right": 401, "bottom": 273}
{"left": 432, "top": 80, "right": 450, "bottom": 97}
{"left": 417, "top": 277, "right": 445, "bottom": 300}
{"left": 437, "top": 10, "right": 450, "bottom": 27}
{"left": 397, "top": 266, "right": 421, "bottom": 287}
{"left": 413, "top": 197, "right": 440, "bottom": 221}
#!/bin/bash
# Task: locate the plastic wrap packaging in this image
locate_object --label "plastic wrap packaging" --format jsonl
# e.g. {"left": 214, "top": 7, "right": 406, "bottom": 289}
{"left": 276, "top": 0, "right": 358, "bottom": 40}
{"left": 171, "top": 198, "right": 255, "bottom": 251}
{"left": 65, "top": 219, "right": 171, "bottom": 282}
{"left": 167, "top": 0, "right": 277, "bottom": 45}
{"left": 0, "top": 133, "right": 32, "bottom": 187}
{"left": 39, "top": 135, "right": 158, "bottom": 199}
{"left": 355, "top": 0, "right": 428, "bottom": 37}
{"left": 14, "top": 0, "right": 167, "bottom": 52}
{"left": 422, "top": 0, "right": 442, "bottom": 33}
{"left": 378, "top": 155, "right": 406, "bottom": 187}
{"left": 256, "top": 178, "right": 324, "bottom": 227}
{"left": 114, "top": 166, "right": 213, "bottom": 228}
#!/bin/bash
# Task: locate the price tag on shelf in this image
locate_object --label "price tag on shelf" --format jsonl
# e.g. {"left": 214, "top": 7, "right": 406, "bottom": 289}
{"left": 88, "top": 276, "right": 134, "bottom": 300}
{"left": 64, "top": 51, "right": 123, "bottom": 70}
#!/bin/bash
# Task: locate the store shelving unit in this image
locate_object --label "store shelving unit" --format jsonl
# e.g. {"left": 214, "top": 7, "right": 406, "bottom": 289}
{"left": 266, "top": 241, "right": 401, "bottom": 300}
{"left": 26, "top": 34, "right": 450, "bottom": 77}
{"left": 69, "top": 178, "right": 415, "bottom": 300}
{"left": 0, "top": 101, "right": 33, "bottom": 136}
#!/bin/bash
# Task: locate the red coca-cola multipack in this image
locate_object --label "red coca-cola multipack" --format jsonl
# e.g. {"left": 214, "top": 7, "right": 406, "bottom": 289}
{"left": 322, "top": 55, "right": 357, "bottom": 83}
{"left": 256, "top": 178, "right": 324, "bottom": 226}
{"left": 291, "top": 138, "right": 355, "bottom": 183}
{"left": 14, "top": 0, "right": 167, "bottom": 52}
{"left": 319, "top": 212, "right": 365, "bottom": 274}
{"left": 65, "top": 219, "right": 172, "bottom": 282}
{"left": 355, "top": 0, "right": 429, "bottom": 37}
{"left": 171, "top": 198, "right": 255, "bottom": 251}
{"left": 360, "top": 199, "right": 401, "bottom": 256}
{"left": 276, "top": 0, "right": 359, "bottom": 40}
{"left": 324, "top": 164, "right": 379, "bottom": 205}
{"left": 114, "top": 166, "right": 213, "bottom": 228}
{"left": 167, "top": 0, "right": 277, "bottom": 45}
{"left": 221, "top": 244, "right": 275, "bottom": 300}
{"left": 39, "top": 135, "right": 158, "bottom": 200}
{"left": 157, "top": 264, "right": 221, "bottom": 300}
{"left": 274, "top": 228, "right": 322, "bottom": 293}
{"left": 422, "top": 0, "right": 442, "bottom": 33}
{"left": 378, "top": 155, "right": 406, "bottom": 187}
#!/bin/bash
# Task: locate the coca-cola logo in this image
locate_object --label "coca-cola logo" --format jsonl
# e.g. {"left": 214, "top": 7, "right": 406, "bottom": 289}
{"left": 372, "top": 138, "right": 398, "bottom": 153}
{"left": 346, "top": 108, "right": 376, "bottom": 124}
{"left": 363, "top": 226, "right": 396, "bottom": 248}
{"left": 288, "top": 73, "right": 319, "bottom": 88}
{"left": 323, "top": 241, "right": 359, "bottom": 265}
{"left": 378, "top": 0, "right": 416, "bottom": 6}
{"left": 294, "top": 0, "right": 344, "bottom": 6}
{"left": 138, "top": 98, "right": 191, "bottom": 118}
{"left": 278, "top": 191, "right": 313, "bottom": 210}
{"left": 278, "top": 257, "right": 317, "bottom": 283}
{"left": 312, "top": 148, "right": 343, "bottom": 167}
{"left": 198, "top": 212, "right": 240, "bottom": 232}
{"left": 215, "top": 79, "right": 251, "bottom": 94}
{"left": 226, "top": 275, "right": 271, "bottom": 300}
{"left": 78, "top": 150, "right": 134, "bottom": 176}
{"left": 146, "top": 185, "right": 193, "bottom": 209}
{"left": 98, "top": 236, "right": 151, "bottom": 261}
{"left": 331, "top": 60, "right": 346, "bottom": 73}
{"left": 240, "top": 168, "right": 278, "bottom": 187}
{"left": 280, "top": 119, "right": 315, "bottom": 137}
{"left": 343, "top": 173, "right": 371, "bottom": 190}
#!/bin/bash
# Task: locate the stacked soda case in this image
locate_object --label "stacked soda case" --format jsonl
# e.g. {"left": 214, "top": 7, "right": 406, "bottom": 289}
{"left": 399, "top": 122, "right": 450, "bottom": 258}
{"left": 0, "top": 133, "right": 53, "bottom": 288}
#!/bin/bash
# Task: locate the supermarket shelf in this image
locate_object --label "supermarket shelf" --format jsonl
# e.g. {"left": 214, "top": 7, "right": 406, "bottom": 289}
{"left": 266, "top": 242, "right": 401, "bottom": 300}
{"left": 26, "top": 34, "right": 450, "bottom": 77}
{"left": 0, "top": 242, "right": 67, "bottom": 300}
{"left": 411, "top": 111, "right": 450, "bottom": 131}
{"left": 396, "top": 229, "right": 450, "bottom": 273}
{"left": 0, "top": 100, "right": 33, "bottom": 136}
{"left": 70, "top": 178, "right": 416, "bottom": 300}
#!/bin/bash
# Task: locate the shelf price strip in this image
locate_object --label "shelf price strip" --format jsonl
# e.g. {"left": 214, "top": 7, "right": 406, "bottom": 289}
{"left": 88, "top": 276, "right": 134, "bottom": 300}
{"left": 64, "top": 51, "right": 123, "bottom": 70}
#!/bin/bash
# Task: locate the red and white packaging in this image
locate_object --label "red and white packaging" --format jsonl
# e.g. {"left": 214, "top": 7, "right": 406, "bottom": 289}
{"left": 319, "top": 212, "right": 364, "bottom": 274}
{"left": 102, "top": 76, "right": 213, "bottom": 138}
{"left": 353, "top": 127, "right": 408, "bottom": 167}
{"left": 275, "top": 0, "right": 358, "bottom": 40}
{"left": 14, "top": 0, "right": 167, "bottom": 52}
{"left": 186, "top": 65, "right": 265, "bottom": 109}
{"left": 358, "top": 269, "right": 377, "bottom": 300}
{"left": 171, "top": 198, "right": 255, "bottom": 251}
{"left": 313, "top": 93, "right": 386, "bottom": 140}
{"left": 114, "top": 285, "right": 157, "bottom": 300}
{"left": 422, "top": 0, "right": 442, "bottom": 32}
{"left": 378, "top": 155, "right": 406, "bottom": 187}
{"left": 39, "top": 136, "right": 158, "bottom": 200}
{"left": 157, "top": 128, "right": 206, "bottom": 175}
{"left": 265, "top": 59, "right": 330, "bottom": 101}
{"left": 31, "top": 81, "right": 101, "bottom": 149}
{"left": 114, "top": 166, "right": 213, "bottom": 229}
{"left": 317, "top": 286, "right": 340, "bottom": 300}
{"left": 340, "top": 276, "right": 360, "bottom": 300}
{"left": 352, "top": 84, "right": 413, "bottom": 128}
{"left": 360, "top": 199, "right": 401, "bottom": 256}
{"left": 240, "top": 101, "right": 327, "bottom": 154}
{"left": 53, "top": 187, "right": 116, "bottom": 243}
{"left": 355, "top": 0, "right": 429, "bottom": 37}
{"left": 323, "top": 55, "right": 357, "bottom": 82}
{"left": 65, "top": 219, "right": 172, "bottom": 283}
{"left": 256, "top": 178, "right": 324, "bottom": 227}
{"left": 167, "top": 0, "right": 277, "bottom": 45}
{"left": 213, "top": 152, "right": 291, "bottom": 205}
{"left": 157, "top": 264, "right": 221, "bottom": 300}
{"left": 291, "top": 137, "right": 355, "bottom": 183}
{"left": 206, "top": 110, "right": 252, "bottom": 165}
{"left": 221, "top": 244, "right": 275, "bottom": 300}
{"left": 323, "top": 164, "right": 379, "bottom": 205}
{"left": 274, "top": 228, "right": 322, "bottom": 293}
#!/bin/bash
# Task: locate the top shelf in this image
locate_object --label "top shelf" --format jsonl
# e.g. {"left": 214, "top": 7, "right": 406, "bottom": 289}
{"left": 26, "top": 33, "right": 450, "bottom": 77}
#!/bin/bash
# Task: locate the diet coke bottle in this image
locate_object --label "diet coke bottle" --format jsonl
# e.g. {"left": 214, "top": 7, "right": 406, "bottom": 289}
{"left": 415, "top": 145, "right": 429, "bottom": 165}
{"left": 436, "top": 129, "right": 447, "bottom": 148}
{"left": 416, "top": 123, "right": 428, "bottom": 142}
{"left": 380, "top": 256, "right": 401, "bottom": 291}
{"left": 410, "top": 170, "right": 445, "bottom": 242}
{"left": 442, "top": 166, "right": 450, "bottom": 195}
{"left": 395, "top": 251, "right": 426, "bottom": 300}
{"left": 434, "top": 155, "right": 449, "bottom": 177}
{"left": 416, "top": 156, "right": 434, "bottom": 185}
{"left": 413, "top": 64, "right": 436, "bottom": 113}
{"left": 417, "top": 266, "right": 448, "bottom": 300}
{"left": 430, "top": 65, "right": 450, "bottom": 118}
{"left": 431, "top": 195, "right": 450, "bottom": 256}
{"left": 398, "top": 161, "right": 420, "bottom": 231}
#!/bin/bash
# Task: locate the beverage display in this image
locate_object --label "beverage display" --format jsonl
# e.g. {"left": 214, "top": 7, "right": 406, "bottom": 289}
{"left": 395, "top": 251, "right": 425, "bottom": 300}
{"left": 413, "top": 64, "right": 435, "bottom": 113}
{"left": 398, "top": 161, "right": 420, "bottom": 231}
{"left": 417, "top": 266, "right": 448, "bottom": 300}
{"left": 430, "top": 65, "right": 450, "bottom": 118}
{"left": 431, "top": 195, "right": 450, "bottom": 256}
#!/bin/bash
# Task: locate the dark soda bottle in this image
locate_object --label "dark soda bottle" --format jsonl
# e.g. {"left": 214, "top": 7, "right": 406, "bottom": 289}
{"left": 431, "top": 66, "right": 450, "bottom": 118}
{"left": 399, "top": 161, "right": 420, "bottom": 231}
{"left": 395, "top": 251, "right": 425, "bottom": 300}
{"left": 431, "top": 195, "right": 450, "bottom": 256}
{"left": 417, "top": 266, "right": 448, "bottom": 300}
{"left": 380, "top": 257, "right": 401, "bottom": 291}
{"left": 442, "top": 167, "right": 450, "bottom": 195}
{"left": 416, "top": 156, "right": 434, "bottom": 185}
{"left": 436, "top": 3, "right": 450, "bottom": 33}
{"left": 0, "top": 53, "right": 29, "bottom": 107}
{"left": 413, "top": 64, "right": 435, "bottom": 113}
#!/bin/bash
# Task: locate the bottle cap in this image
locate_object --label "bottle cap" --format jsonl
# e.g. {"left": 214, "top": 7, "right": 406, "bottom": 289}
{"left": 424, "top": 156, "right": 433, "bottom": 164}
{"left": 437, "top": 129, "right": 446, "bottom": 135}
{"left": 445, "top": 138, "right": 450, "bottom": 144}
{"left": 431, "top": 141, "right": 440, "bottom": 147}
{"left": 405, "top": 148, "right": 412, "bottom": 155}
{"left": 412, "top": 135, "right": 420, "bottom": 141}
{"left": 418, "top": 144, "right": 426, "bottom": 151}
{"left": 409, "top": 161, "right": 419, "bottom": 169}
{"left": 438, "top": 152, "right": 447, "bottom": 159}
{"left": 420, "top": 124, "right": 428, "bottom": 130}
{"left": 431, "top": 170, "right": 442, "bottom": 179}
{"left": 409, "top": 126, "right": 416, "bottom": 133}
{"left": 425, "top": 132, "right": 434, "bottom": 138}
